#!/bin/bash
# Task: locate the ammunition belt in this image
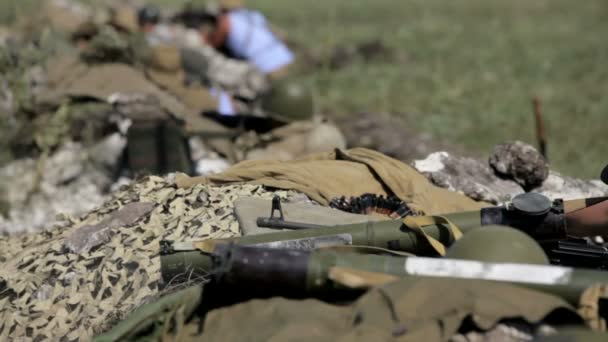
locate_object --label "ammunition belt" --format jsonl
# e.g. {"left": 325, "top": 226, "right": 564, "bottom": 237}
{"left": 329, "top": 193, "right": 415, "bottom": 219}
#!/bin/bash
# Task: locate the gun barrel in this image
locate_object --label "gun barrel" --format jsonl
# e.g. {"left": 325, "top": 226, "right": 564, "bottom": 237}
{"left": 197, "top": 244, "right": 608, "bottom": 305}
{"left": 256, "top": 217, "right": 327, "bottom": 230}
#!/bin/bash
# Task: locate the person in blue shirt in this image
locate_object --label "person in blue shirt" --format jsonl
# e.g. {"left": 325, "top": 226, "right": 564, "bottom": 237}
{"left": 204, "top": 1, "right": 295, "bottom": 79}
{"left": 179, "top": 1, "right": 295, "bottom": 116}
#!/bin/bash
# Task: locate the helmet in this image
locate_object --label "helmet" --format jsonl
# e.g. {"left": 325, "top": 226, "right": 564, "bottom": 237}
{"left": 138, "top": 5, "right": 161, "bottom": 26}
{"left": 601, "top": 163, "right": 608, "bottom": 185}
{"left": 261, "top": 79, "right": 314, "bottom": 122}
{"left": 446, "top": 225, "right": 549, "bottom": 264}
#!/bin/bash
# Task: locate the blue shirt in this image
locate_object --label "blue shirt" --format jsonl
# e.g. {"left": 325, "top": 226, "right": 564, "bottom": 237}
{"left": 225, "top": 9, "right": 294, "bottom": 73}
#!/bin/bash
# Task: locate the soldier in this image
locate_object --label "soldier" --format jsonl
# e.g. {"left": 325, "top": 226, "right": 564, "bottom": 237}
{"left": 204, "top": 0, "right": 294, "bottom": 79}
{"left": 209, "top": 0, "right": 294, "bottom": 115}
{"left": 137, "top": 5, "right": 161, "bottom": 35}
{"left": 137, "top": 5, "right": 176, "bottom": 47}
{"left": 178, "top": 0, "right": 294, "bottom": 116}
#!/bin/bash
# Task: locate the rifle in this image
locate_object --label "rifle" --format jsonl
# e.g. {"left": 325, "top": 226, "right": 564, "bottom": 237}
{"left": 544, "top": 238, "right": 608, "bottom": 270}
{"left": 161, "top": 193, "right": 608, "bottom": 281}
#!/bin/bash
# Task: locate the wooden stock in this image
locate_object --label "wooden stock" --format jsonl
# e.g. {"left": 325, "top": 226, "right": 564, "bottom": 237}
{"left": 565, "top": 200, "right": 608, "bottom": 237}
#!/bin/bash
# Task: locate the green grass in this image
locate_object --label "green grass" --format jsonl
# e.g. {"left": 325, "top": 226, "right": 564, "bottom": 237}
{"left": 253, "top": 0, "right": 608, "bottom": 179}
{"left": 2, "top": 0, "right": 607, "bottom": 178}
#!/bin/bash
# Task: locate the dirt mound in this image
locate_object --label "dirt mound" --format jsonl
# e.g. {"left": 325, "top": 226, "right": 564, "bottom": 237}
{"left": 336, "top": 112, "right": 450, "bottom": 162}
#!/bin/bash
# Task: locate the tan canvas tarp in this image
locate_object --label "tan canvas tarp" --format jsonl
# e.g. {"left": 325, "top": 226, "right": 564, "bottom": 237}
{"left": 96, "top": 277, "right": 582, "bottom": 342}
{"left": 177, "top": 148, "right": 488, "bottom": 215}
{"left": 42, "top": 58, "right": 188, "bottom": 118}
{"left": 41, "top": 57, "right": 232, "bottom": 139}
{"left": 198, "top": 278, "right": 581, "bottom": 342}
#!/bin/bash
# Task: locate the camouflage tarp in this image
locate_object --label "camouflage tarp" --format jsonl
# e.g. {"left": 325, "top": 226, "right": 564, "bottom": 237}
{"left": 0, "top": 176, "right": 301, "bottom": 341}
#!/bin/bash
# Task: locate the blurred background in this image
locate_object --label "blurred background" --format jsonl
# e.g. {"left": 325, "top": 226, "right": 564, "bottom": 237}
{"left": 1, "top": 0, "right": 606, "bottom": 178}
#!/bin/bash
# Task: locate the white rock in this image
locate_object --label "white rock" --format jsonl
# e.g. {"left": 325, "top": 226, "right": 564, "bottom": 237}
{"left": 413, "top": 152, "right": 449, "bottom": 173}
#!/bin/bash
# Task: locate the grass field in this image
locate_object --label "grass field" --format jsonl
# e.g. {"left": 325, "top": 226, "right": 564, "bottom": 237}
{"left": 2, "top": 0, "right": 607, "bottom": 178}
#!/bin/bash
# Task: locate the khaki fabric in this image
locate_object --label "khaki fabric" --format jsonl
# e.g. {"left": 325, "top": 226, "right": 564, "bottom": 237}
{"left": 110, "top": 6, "right": 139, "bottom": 33}
{"left": 147, "top": 70, "right": 205, "bottom": 108}
{"left": 148, "top": 45, "right": 182, "bottom": 72}
{"left": 198, "top": 278, "right": 580, "bottom": 342}
{"left": 53, "top": 63, "right": 163, "bottom": 102}
{"left": 41, "top": 57, "right": 221, "bottom": 134}
{"left": 43, "top": 0, "right": 89, "bottom": 34}
{"left": 177, "top": 148, "right": 488, "bottom": 215}
{"left": 578, "top": 283, "right": 608, "bottom": 331}
{"left": 98, "top": 278, "right": 580, "bottom": 341}
{"left": 42, "top": 55, "right": 89, "bottom": 105}
{"left": 147, "top": 69, "right": 218, "bottom": 113}
{"left": 201, "top": 298, "right": 349, "bottom": 342}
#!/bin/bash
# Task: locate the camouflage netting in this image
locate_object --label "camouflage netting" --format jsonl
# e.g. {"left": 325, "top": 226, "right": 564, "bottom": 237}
{"left": 0, "top": 176, "right": 303, "bottom": 341}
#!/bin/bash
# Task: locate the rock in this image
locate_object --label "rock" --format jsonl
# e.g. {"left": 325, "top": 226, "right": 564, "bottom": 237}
{"left": 451, "top": 323, "right": 554, "bottom": 342}
{"left": 338, "top": 112, "right": 442, "bottom": 162}
{"left": 489, "top": 141, "right": 549, "bottom": 189}
{"left": 414, "top": 152, "right": 524, "bottom": 204}
{"left": 306, "top": 120, "right": 347, "bottom": 154}
{"left": 535, "top": 171, "right": 608, "bottom": 200}
{"left": 414, "top": 150, "right": 608, "bottom": 204}
{"left": 0, "top": 76, "right": 15, "bottom": 127}
{"left": 189, "top": 136, "right": 231, "bottom": 176}
{"left": 0, "top": 134, "right": 126, "bottom": 234}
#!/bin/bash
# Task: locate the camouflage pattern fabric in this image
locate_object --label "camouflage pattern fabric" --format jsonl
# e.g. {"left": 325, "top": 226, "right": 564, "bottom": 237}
{"left": 0, "top": 176, "right": 302, "bottom": 341}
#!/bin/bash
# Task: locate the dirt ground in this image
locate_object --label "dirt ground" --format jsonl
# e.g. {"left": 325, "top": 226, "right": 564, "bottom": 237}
{"left": 335, "top": 111, "right": 467, "bottom": 163}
